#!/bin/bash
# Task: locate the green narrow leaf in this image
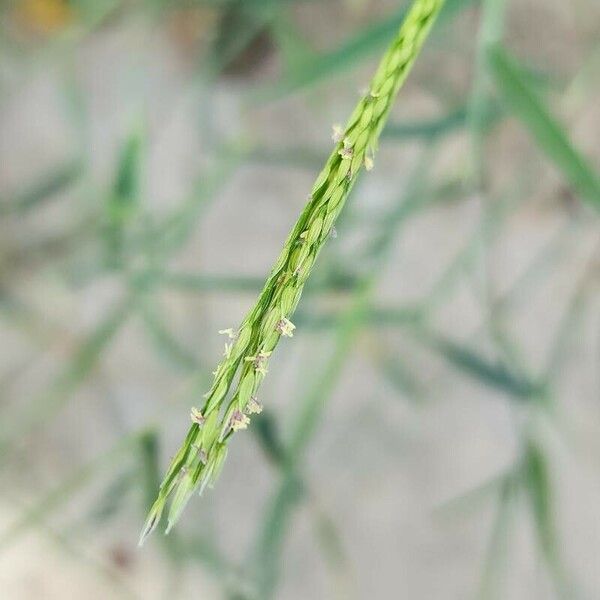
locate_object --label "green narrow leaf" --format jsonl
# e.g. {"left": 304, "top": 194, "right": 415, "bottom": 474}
{"left": 113, "top": 133, "right": 142, "bottom": 209}
{"left": 377, "top": 352, "right": 425, "bottom": 403}
{"left": 0, "top": 295, "right": 135, "bottom": 450}
{"left": 136, "top": 431, "right": 183, "bottom": 557}
{"left": 256, "top": 0, "right": 477, "bottom": 100}
{"left": 522, "top": 442, "right": 571, "bottom": 596}
{"left": 435, "top": 470, "right": 511, "bottom": 518}
{"left": 159, "top": 272, "right": 266, "bottom": 293}
{"left": 158, "top": 270, "right": 358, "bottom": 295}
{"left": 478, "top": 477, "right": 516, "bottom": 600}
{"left": 424, "top": 332, "right": 539, "bottom": 400}
{"left": 255, "top": 5, "right": 408, "bottom": 100}
{"left": 208, "top": 0, "right": 276, "bottom": 75}
{"left": 294, "top": 305, "right": 421, "bottom": 330}
{"left": 541, "top": 256, "right": 595, "bottom": 384}
{"left": 137, "top": 431, "right": 163, "bottom": 517}
{"left": 488, "top": 45, "right": 600, "bottom": 207}
{"left": 468, "top": 0, "right": 507, "bottom": 185}
{"left": 0, "top": 429, "right": 149, "bottom": 553}
{"left": 252, "top": 409, "right": 287, "bottom": 465}
{"left": 87, "top": 471, "right": 135, "bottom": 525}
{"left": 105, "top": 126, "right": 143, "bottom": 267}
{"left": 384, "top": 106, "right": 469, "bottom": 140}
{"left": 148, "top": 153, "right": 240, "bottom": 261}
{"left": 250, "top": 411, "right": 350, "bottom": 600}
{"left": 310, "top": 507, "right": 351, "bottom": 595}
{"left": 0, "top": 160, "right": 82, "bottom": 216}
{"left": 139, "top": 300, "right": 199, "bottom": 373}
{"left": 253, "top": 471, "right": 304, "bottom": 599}
{"left": 270, "top": 11, "right": 314, "bottom": 73}
{"left": 524, "top": 443, "right": 553, "bottom": 556}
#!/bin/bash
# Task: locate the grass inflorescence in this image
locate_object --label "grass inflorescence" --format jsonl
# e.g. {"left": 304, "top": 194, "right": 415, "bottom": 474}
{"left": 140, "top": 0, "right": 445, "bottom": 544}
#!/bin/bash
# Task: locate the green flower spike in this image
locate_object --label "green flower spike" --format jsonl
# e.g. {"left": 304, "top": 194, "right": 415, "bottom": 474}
{"left": 140, "top": 0, "right": 445, "bottom": 544}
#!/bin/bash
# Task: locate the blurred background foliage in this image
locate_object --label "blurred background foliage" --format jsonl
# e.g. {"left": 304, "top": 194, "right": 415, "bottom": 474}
{"left": 0, "top": 0, "right": 599, "bottom": 598}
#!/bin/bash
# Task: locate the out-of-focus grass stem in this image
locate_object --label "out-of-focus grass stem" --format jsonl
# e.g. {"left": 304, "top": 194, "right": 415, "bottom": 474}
{"left": 468, "top": 0, "right": 506, "bottom": 189}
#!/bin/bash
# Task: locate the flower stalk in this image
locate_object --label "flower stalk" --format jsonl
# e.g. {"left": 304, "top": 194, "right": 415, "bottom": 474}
{"left": 140, "top": 0, "right": 444, "bottom": 544}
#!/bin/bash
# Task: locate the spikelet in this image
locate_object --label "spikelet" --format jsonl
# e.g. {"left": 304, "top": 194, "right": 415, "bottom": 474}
{"left": 139, "top": 0, "right": 444, "bottom": 544}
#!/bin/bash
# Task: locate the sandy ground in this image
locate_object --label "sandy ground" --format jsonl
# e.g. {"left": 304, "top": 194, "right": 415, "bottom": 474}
{"left": 1, "top": 1, "right": 599, "bottom": 598}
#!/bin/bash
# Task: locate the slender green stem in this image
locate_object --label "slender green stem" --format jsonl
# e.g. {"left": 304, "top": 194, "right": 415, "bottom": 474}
{"left": 468, "top": 0, "right": 507, "bottom": 189}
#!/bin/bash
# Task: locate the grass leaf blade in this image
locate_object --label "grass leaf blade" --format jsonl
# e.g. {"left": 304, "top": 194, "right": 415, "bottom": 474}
{"left": 488, "top": 45, "right": 600, "bottom": 207}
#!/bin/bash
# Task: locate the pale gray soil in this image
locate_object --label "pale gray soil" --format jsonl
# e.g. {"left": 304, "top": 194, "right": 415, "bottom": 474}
{"left": 1, "top": 1, "right": 599, "bottom": 598}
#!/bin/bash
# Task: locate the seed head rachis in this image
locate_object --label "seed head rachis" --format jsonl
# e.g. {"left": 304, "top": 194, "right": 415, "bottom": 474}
{"left": 140, "top": 0, "right": 445, "bottom": 543}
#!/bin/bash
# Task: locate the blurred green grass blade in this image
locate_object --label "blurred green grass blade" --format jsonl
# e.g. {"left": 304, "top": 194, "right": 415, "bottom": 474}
{"left": 119, "top": 154, "right": 239, "bottom": 296}
{"left": 291, "top": 285, "right": 372, "bottom": 458}
{"left": 254, "top": 5, "right": 408, "bottom": 100}
{"left": 87, "top": 470, "right": 135, "bottom": 525}
{"left": 0, "top": 295, "right": 135, "bottom": 450}
{"left": 256, "top": 0, "right": 477, "bottom": 100}
{"left": 253, "top": 471, "right": 304, "bottom": 599}
{"left": 0, "top": 491, "right": 139, "bottom": 599}
{"left": 421, "top": 228, "right": 483, "bottom": 314}
{"left": 295, "top": 304, "right": 422, "bottom": 330}
{"left": 253, "top": 288, "right": 387, "bottom": 598}
{"left": 70, "top": 0, "right": 122, "bottom": 26}
{"left": 468, "top": 0, "right": 507, "bottom": 185}
{"left": 158, "top": 272, "right": 266, "bottom": 293}
{"left": 139, "top": 300, "right": 199, "bottom": 373}
{"left": 488, "top": 45, "right": 600, "bottom": 207}
{"left": 310, "top": 507, "right": 352, "bottom": 597}
{"left": 252, "top": 409, "right": 287, "bottom": 465}
{"left": 493, "top": 219, "right": 577, "bottom": 318}
{"left": 424, "top": 333, "right": 538, "bottom": 400}
{"left": 178, "top": 536, "right": 239, "bottom": 581}
{"left": 523, "top": 443, "right": 554, "bottom": 558}
{"left": 18, "top": 219, "right": 94, "bottom": 269}
{"left": 245, "top": 145, "right": 324, "bottom": 170}
{"left": 377, "top": 352, "right": 425, "bottom": 403}
{"left": 384, "top": 106, "right": 469, "bottom": 140}
{"left": 207, "top": 0, "right": 276, "bottom": 75}
{"left": 438, "top": 0, "right": 479, "bottom": 23}
{"left": 0, "top": 428, "right": 150, "bottom": 553}
{"left": 137, "top": 430, "right": 163, "bottom": 513}
{"left": 158, "top": 270, "right": 358, "bottom": 295}
{"left": 0, "top": 160, "right": 82, "bottom": 216}
{"left": 541, "top": 247, "right": 598, "bottom": 384}
{"left": 270, "top": 11, "right": 314, "bottom": 74}
{"left": 137, "top": 430, "right": 183, "bottom": 558}
{"left": 253, "top": 259, "right": 373, "bottom": 599}
{"left": 52, "top": 296, "right": 133, "bottom": 392}
{"left": 386, "top": 102, "right": 507, "bottom": 143}
{"left": 147, "top": 152, "right": 240, "bottom": 261}
{"left": 0, "top": 289, "right": 61, "bottom": 345}
{"left": 478, "top": 477, "right": 515, "bottom": 600}
{"left": 435, "top": 469, "right": 511, "bottom": 518}
{"left": 522, "top": 442, "right": 571, "bottom": 595}
{"left": 111, "top": 128, "right": 142, "bottom": 214}
{"left": 105, "top": 127, "right": 143, "bottom": 267}
{"left": 251, "top": 411, "right": 350, "bottom": 600}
